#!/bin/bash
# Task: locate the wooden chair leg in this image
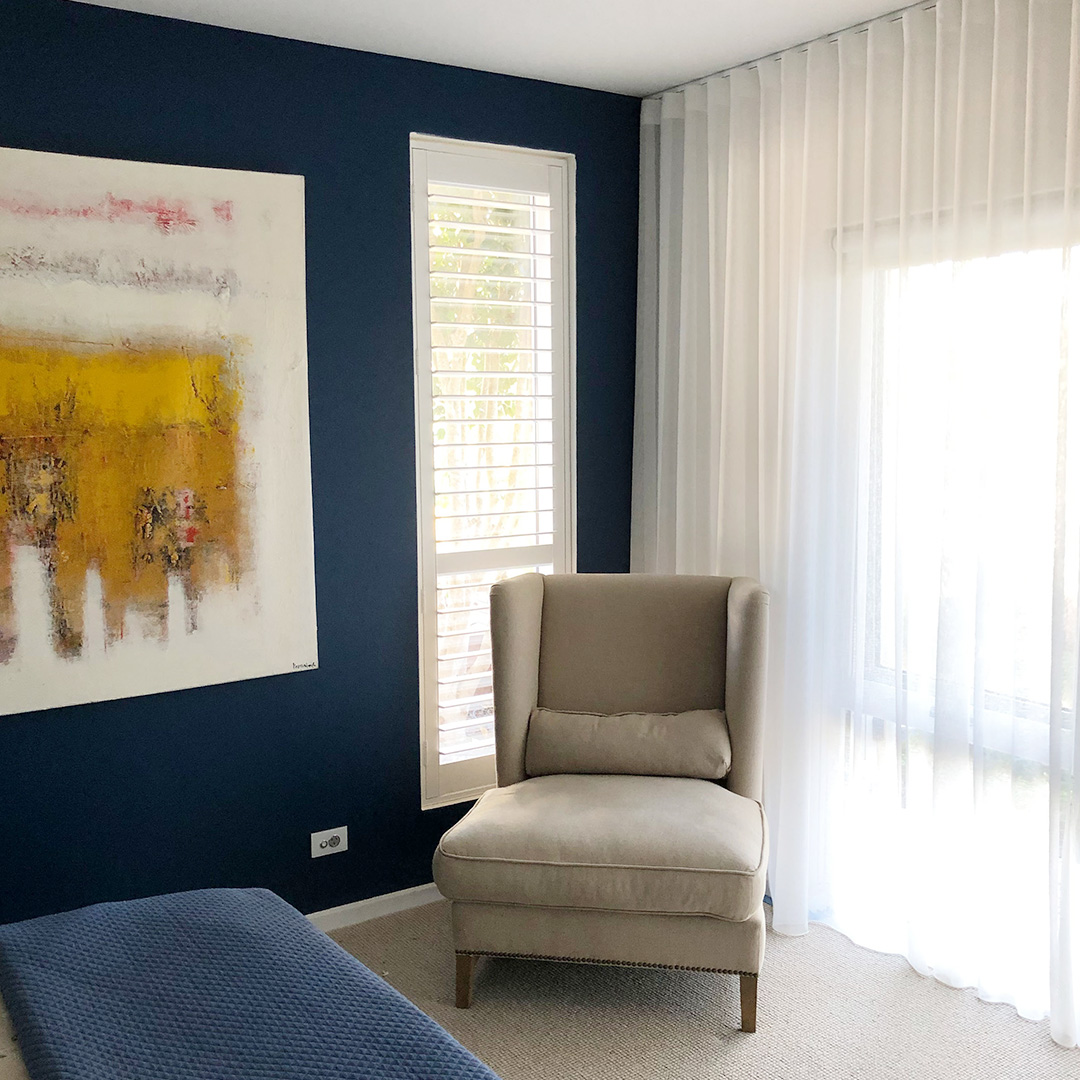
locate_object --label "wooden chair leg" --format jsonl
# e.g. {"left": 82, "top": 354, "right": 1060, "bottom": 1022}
{"left": 739, "top": 973, "right": 758, "bottom": 1032}
{"left": 455, "top": 953, "right": 477, "bottom": 1009}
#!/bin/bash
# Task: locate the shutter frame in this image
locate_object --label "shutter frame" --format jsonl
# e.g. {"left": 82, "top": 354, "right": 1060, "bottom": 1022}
{"left": 410, "top": 135, "right": 577, "bottom": 809}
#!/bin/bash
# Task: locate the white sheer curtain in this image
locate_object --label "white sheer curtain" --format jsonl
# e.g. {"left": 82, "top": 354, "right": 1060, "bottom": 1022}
{"left": 633, "top": 0, "right": 1080, "bottom": 1047}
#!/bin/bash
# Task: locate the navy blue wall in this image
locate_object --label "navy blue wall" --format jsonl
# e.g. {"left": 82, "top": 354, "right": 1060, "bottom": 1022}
{"left": 0, "top": 0, "right": 639, "bottom": 924}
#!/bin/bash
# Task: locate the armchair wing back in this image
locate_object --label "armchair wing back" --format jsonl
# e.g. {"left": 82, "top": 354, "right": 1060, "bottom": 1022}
{"left": 489, "top": 573, "right": 769, "bottom": 800}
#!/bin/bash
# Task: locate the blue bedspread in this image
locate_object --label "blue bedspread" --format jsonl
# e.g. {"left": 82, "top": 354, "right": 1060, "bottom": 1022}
{"left": 0, "top": 887, "right": 499, "bottom": 1080}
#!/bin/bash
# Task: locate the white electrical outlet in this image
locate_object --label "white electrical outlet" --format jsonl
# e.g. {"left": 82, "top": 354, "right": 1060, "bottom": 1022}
{"left": 310, "top": 826, "right": 348, "bottom": 859}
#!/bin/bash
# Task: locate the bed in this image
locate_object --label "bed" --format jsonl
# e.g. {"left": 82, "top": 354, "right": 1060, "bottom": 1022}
{"left": 0, "top": 887, "right": 499, "bottom": 1080}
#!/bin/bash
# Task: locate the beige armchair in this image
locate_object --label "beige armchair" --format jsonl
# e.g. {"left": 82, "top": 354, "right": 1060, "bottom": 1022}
{"left": 432, "top": 573, "right": 770, "bottom": 1032}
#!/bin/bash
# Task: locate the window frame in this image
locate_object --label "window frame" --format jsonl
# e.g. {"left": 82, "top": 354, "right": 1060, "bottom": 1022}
{"left": 410, "top": 134, "right": 577, "bottom": 809}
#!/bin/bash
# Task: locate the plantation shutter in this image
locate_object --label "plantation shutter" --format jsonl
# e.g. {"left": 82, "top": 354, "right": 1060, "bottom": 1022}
{"left": 410, "top": 137, "right": 576, "bottom": 807}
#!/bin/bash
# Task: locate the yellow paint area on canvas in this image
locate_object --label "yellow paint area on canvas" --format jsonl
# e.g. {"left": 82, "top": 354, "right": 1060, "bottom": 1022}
{"left": 0, "top": 334, "right": 248, "bottom": 662}
{"left": 0, "top": 341, "right": 242, "bottom": 435}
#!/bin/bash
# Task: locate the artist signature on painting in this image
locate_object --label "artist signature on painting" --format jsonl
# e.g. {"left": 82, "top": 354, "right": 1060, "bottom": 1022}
{"left": 292, "top": 661, "right": 317, "bottom": 670}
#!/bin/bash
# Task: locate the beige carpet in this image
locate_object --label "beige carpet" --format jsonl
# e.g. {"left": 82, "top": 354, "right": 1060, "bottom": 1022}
{"left": 331, "top": 901, "right": 1077, "bottom": 1080}
{"left": 0, "top": 992, "right": 26, "bottom": 1080}
{"left": 1, "top": 901, "right": 1075, "bottom": 1079}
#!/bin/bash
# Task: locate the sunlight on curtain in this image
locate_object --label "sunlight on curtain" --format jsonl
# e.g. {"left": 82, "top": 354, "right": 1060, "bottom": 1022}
{"left": 633, "top": 0, "right": 1080, "bottom": 1046}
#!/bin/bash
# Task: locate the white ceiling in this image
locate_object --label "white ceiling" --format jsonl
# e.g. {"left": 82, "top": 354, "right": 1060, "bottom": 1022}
{"left": 72, "top": 0, "right": 907, "bottom": 97}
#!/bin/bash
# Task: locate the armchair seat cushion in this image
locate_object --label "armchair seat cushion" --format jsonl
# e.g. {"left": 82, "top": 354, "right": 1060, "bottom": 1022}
{"left": 433, "top": 774, "right": 767, "bottom": 923}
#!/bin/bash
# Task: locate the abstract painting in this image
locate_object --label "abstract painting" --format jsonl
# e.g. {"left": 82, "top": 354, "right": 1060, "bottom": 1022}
{"left": 0, "top": 146, "right": 317, "bottom": 716}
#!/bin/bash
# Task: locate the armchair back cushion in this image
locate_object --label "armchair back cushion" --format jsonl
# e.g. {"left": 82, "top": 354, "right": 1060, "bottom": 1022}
{"left": 536, "top": 574, "right": 730, "bottom": 713}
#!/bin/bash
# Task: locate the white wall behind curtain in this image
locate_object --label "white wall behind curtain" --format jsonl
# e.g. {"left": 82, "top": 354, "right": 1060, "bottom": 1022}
{"left": 633, "top": 0, "right": 1080, "bottom": 1046}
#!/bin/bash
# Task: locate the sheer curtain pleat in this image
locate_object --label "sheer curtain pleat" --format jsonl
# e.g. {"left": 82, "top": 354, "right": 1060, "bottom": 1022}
{"left": 633, "top": 0, "right": 1080, "bottom": 1046}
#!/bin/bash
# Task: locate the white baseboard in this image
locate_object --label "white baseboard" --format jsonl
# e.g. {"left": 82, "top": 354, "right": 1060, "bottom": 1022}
{"left": 308, "top": 883, "right": 442, "bottom": 933}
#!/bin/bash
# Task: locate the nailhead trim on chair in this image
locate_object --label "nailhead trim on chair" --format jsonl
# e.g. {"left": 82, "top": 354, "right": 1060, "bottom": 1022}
{"left": 457, "top": 950, "right": 756, "bottom": 976}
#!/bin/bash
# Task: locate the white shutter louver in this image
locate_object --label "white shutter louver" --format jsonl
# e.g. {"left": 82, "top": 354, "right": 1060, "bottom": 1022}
{"left": 411, "top": 137, "right": 575, "bottom": 807}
